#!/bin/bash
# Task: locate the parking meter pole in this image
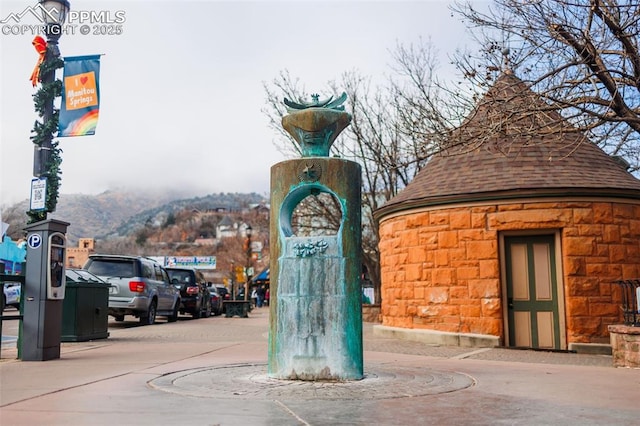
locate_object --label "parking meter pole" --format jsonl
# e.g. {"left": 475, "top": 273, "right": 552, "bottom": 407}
{"left": 21, "top": 219, "right": 69, "bottom": 361}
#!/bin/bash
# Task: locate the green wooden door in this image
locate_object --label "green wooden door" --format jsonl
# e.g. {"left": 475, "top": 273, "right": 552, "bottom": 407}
{"left": 505, "top": 235, "right": 561, "bottom": 349}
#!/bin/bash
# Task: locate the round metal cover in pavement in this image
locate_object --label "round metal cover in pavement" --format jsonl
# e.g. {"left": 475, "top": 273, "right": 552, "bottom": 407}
{"left": 148, "top": 363, "right": 475, "bottom": 400}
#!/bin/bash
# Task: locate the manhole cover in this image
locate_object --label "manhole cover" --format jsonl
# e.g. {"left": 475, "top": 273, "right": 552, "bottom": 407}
{"left": 149, "top": 363, "right": 474, "bottom": 400}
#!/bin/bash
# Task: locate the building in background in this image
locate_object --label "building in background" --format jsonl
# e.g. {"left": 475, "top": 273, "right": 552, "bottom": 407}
{"left": 66, "top": 238, "right": 95, "bottom": 268}
{"left": 375, "top": 72, "right": 640, "bottom": 353}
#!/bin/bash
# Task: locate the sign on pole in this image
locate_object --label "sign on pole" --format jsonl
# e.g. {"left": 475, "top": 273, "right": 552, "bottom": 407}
{"left": 59, "top": 55, "right": 101, "bottom": 137}
{"left": 30, "top": 178, "right": 47, "bottom": 211}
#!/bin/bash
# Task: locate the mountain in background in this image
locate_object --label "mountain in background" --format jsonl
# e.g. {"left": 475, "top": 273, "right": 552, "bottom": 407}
{"left": 1, "top": 190, "right": 268, "bottom": 244}
{"left": 112, "top": 192, "right": 267, "bottom": 237}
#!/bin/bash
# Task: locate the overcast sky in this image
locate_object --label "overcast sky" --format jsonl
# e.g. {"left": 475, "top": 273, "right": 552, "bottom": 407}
{"left": 0, "top": 0, "right": 476, "bottom": 207}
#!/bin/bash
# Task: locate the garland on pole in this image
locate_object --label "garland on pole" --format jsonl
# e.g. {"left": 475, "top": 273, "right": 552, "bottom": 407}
{"left": 27, "top": 54, "right": 64, "bottom": 223}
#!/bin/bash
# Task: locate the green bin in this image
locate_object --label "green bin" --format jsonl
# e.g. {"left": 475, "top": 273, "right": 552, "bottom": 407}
{"left": 61, "top": 281, "right": 110, "bottom": 342}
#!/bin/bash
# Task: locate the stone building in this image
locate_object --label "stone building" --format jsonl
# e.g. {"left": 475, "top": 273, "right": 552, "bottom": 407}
{"left": 66, "top": 238, "right": 95, "bottom": 268}
{"left": 374, "top": 72, "right": 640, "bottom": 353}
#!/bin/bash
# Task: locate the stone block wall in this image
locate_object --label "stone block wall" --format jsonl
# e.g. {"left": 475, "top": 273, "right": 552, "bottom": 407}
{"left": 362, "top": 304, "right": 381, "bottom": 323}
{"left": 378, "top": 200, "right": 640, "bottom": 346}
{"left": 608, "top": 324, "right": 640, "bottom": 367}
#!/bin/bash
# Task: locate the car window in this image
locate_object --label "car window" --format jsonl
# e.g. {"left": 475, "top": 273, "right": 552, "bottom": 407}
{"left": 142, "top": 262, "right": 153, "bottom": 279}
{"left": 153, "top": 264, "right": 163, "bottom": 281}
{"left": 87, "top": 260, "right": 135, "bottom": 278}
{"left": 160, "top": 268, "right": 170, "bottom": 284}
{"left": 167, "top": 270, "right": 192, "bottom": 283}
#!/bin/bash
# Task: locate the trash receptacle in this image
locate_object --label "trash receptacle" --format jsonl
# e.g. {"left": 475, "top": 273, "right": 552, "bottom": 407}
{"left": 61, "top": 280, "right": 110, "bottom": 342}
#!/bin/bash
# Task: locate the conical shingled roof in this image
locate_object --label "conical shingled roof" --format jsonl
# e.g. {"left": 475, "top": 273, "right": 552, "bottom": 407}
{"left": 377, "top": 72, "right": 640, "bottom": 217}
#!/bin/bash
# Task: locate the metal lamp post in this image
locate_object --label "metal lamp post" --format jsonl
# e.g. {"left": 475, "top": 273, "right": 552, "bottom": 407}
{"left": 40, "top": 0, "right": 69, "bottom": 55}
{"left": 33, "top": 0, "right": 70, "bottom": 201}
{"left": 20, "top": 1, "right": 72, "bottom": 362}
{"left": 244, "top": 225, "right": 253, "bottom": 302}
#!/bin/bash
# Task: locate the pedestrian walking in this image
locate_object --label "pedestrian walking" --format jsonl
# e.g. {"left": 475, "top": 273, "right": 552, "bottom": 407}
{"left": 251, "top": 288, "right": 258, "bottom": 307}
{"left": 257, "top": 285, "right": 265, "bottom": 307}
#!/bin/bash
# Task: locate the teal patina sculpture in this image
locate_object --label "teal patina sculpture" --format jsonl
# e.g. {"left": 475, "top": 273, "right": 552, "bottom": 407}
{"left": 269, "top": 92, "right": 363, "bottom": 381}
{"left": 282, "top": 92, "right": 351, "bottom": 157}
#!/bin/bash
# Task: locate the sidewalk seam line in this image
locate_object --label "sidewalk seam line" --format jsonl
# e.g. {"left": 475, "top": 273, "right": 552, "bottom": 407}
{"left": 451, "top": 348, "right": 494, "bottom": 360}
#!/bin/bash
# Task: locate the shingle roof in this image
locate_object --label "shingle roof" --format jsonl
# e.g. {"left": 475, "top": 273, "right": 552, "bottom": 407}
{"left": 377, "top": 72, "right": 640, "bottom": 217}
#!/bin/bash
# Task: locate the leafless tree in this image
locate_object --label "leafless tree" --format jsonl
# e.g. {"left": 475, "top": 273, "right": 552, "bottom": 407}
{"left": 452, "top": 0, "right": 640, "bottom": 170}
{"left": 262, "top": 46, "right": 451, "bottom": 303}
{"left": 263, "top": 1, "right": 640, "bottom": 306}
{"left": 1, "top": 204, "right": 28, "bottom": 241}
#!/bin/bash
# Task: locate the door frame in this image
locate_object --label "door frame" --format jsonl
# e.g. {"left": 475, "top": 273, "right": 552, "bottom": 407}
{"left": 499, "top": 230, "right": 567, "bottom": 350}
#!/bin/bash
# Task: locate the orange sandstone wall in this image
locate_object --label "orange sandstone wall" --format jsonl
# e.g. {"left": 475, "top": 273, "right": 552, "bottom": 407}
{"left": 378, "top": 201, "right": 640, "bottom": 345}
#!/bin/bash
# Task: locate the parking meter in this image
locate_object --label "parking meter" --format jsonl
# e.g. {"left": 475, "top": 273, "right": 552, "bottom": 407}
{"left": 21, "top": 219, "right": 70, "bottom": 361}
{"left": 47, "top": 233, "right": 66, "bottom": 300}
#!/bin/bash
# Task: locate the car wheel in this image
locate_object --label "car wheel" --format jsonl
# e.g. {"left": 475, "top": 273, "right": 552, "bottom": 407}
{"left": 167, "top": 302, "right": 179, "bottom": 323}
{"left": 192, "top": 301, "right": 202, "bottom": 319}
{"left": 114, "top": 315, "right": 125, "bottom": 322}
{"left": 203, "top": 300, "right": 212, "bottom": 318}
{"left": 140, "top": 300, "right": 157, "bottom": 325}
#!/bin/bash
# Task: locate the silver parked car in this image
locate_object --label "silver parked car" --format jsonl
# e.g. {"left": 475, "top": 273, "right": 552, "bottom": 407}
{"left": 83, "top": 254, "right": 181, "bottom": 325}
{"left": 2, "top": 281, "right": 21, "bottom": 311}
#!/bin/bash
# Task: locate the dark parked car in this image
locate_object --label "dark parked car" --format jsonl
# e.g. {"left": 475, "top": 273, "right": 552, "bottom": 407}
{"left": 166, "top": 267, "right": 211, "bottom": 319}
{"left": 84, "top": 254, "right": 181, "bottom": 325}
{"left": 214, "top": 284, "right": 230, "bottom": 301}
{"left": 207, "top": 284, "right": 223, "bottom": 316}
{"left": 212, "top": 284, "right": 230, "bottom": 313}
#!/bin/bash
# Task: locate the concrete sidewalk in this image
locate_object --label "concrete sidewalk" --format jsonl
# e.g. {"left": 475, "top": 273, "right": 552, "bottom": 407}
{"left": 1, "top": 308, "right": 638, "bottom": 425}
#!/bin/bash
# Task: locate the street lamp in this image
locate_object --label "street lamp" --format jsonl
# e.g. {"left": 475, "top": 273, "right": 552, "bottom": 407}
{"left": 245, "top": 225, "right": 253, "bottom": 302}
{"left": 40, "top": 0, "right": 70, "bottom": 35}
{"left": 20, "top": 1, "right": 71, "bottom": 362}
{"left": 33, "top": 0, "right": 70, "bottom": 198}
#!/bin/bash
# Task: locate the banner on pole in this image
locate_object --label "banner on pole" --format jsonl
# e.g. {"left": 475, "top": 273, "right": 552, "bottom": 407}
{"left": 58, "top": 55, "right": 101, "bottom": 137}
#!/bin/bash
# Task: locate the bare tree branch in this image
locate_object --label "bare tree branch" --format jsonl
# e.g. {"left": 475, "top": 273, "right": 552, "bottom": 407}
{"left": 262, "top": 43, "right": 450, "bottom": 302}
{"left": 452, "top": 0, "right": 640, "bottom": 172}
